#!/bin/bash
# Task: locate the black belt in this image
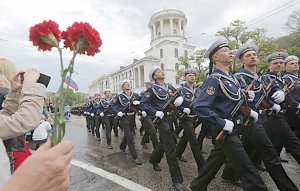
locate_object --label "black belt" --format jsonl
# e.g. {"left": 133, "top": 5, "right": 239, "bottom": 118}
{"left": 124, "top": 112, "right": 135, "bottom": 116}
{"left": 165, "top": 111, "right": 173, "bottom": 116}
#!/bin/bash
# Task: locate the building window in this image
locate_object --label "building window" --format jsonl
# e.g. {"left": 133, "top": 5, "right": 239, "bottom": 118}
{"left": 161, "top": 63, "right": 164, "bottom": 70}
{"left": 174, "top": 48, "right": 178, "bottom": 58}
{"left": 129, "top": 70, "right": 132, "bottom": 77}
{"left": 173, "top": 29, "right": 177, "bottom": 35}
{"left": 175, "top": 63, "right": 179, "bottom": 70}
{"left": 176, "top": 79, "right": 179, "bottom": 85}
{"left": 184, "top": 50, "right": 188, "bottom": 57}
{"left": 160, "top": 49, "right": 163, "bottom": 58}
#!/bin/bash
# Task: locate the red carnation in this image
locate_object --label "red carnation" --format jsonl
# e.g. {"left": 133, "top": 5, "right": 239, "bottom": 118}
{"left": 62, "top": 22, "right": 102, "bottom": 56}
{"left": 29, "top": 20, "right": 61, "bottom": 51}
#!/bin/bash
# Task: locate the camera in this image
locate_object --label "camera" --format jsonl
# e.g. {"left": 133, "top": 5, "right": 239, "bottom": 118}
{"left": 20, "top": 72, "right": 51, "bottom": 88}
{"left": 37, "top": 73, "right": 51, "bottom": 88}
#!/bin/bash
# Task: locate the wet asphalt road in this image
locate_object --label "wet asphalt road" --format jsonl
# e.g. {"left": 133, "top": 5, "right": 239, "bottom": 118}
{"left": 65, "top": 115, "right": 300, "bottom": 191}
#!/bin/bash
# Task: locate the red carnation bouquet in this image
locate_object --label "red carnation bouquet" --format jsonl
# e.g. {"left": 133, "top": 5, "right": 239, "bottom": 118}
{"left": 29, "top": 20, "right": 102, "bottom": 146}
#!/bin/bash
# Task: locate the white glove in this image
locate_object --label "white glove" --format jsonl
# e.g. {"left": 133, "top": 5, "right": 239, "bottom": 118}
{"left": 86, "top": 112, "right": 90, "bottom": 115}
{"left": 100, "top": 112, "right": 104, "bottom": 117}
{"left": 133, "top": 100, "right": 140, "bottom": 105}
{"left": 297, "top": 104, "right": 300, "bottom": 109}
{"left": 174, "top": 96, "right": 184, "bottom": 107}
{"left": 270, "top": 104, "right": 281, "bottom": 113}
{"left": 223, "top": 119, "right": 234, "bottom": 133}
{"left": 141, "top": 111, "right": 147, "bottom": 118}
{"left": 84, "top": 111, "right": 87, "bottom": 114}
{"left": 183, "top": 108, "right": 191, "bottom": 115}
{"left": 250, "top": 110, "right": 258, "bottom": 123}
{"left": 247, "top": 91, "right": 255, "bottom": 102}
{"left": 271, "top": 90, "right": 285, "bottom": 103}
{"left": 117, "top": 112, "right": 124, "bottom": 117}
{"left": 155, "top": 111, "right": 164, "bottom": 119}
{"left": 90, "top": 113, "right": 94, "bottom": 117}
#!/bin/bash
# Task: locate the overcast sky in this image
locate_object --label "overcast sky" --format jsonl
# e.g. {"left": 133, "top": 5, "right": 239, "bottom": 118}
{"left": 1, "top": 0, "right": 299, "bottom": 93}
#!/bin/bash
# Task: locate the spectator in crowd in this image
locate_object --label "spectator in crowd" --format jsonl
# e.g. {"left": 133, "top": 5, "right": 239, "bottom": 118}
{"left": 0, "top": 58, "right": 73, "bottom": 190}
{"left": 32, "top": 114, "right": 52, "bottom": 149}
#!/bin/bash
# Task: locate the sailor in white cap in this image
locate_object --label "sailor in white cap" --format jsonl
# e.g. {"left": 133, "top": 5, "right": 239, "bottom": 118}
{"left": 191, "top": 38, "right": 267, "bottom": 191}
{"left": 98, "top": 88, "right": 117, "bottom": 149}
{"left": 90, "top": 92, "right": 102, "bottom": 140}
{"left": 283, "top": 55, "right": 300, "bottom": 140}
{"left": 175, "top": 68, "right": 206, "bottom": 173}
{"left": 110, "top": 79, "right": 142, "bottom": 165}
{"left": 263, "top": 51, "right": 300, "bottom": 163}
{"left": 139, "top": 66, "right": 187, "bottom": 191}
{"left": 229, "top": 44, "right": 299, "bottom": 190}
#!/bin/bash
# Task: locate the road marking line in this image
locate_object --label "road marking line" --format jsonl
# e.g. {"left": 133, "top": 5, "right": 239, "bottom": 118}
{"left": 71, "top": 159, "right": 153, "bottom": 191}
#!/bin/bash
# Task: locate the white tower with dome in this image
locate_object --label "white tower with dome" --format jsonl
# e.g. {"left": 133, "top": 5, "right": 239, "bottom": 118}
{"left": 89, "top": 9, "right": 195, "bottom": 94}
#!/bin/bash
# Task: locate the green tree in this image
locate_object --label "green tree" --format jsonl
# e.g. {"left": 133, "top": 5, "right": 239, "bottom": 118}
{"left": 256, "top": 38, "right": 282, "bottom": 72}
{"left": 176, "top": 49, "right": 207, "bottom": 83}
{"left": 216, "top": 20, "right": 267, "bottom": 72}
{"left": 285, "top": 10, "right": 300, "bottom": 33}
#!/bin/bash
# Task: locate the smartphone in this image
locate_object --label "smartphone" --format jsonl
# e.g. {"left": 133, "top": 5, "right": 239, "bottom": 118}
{"left": 20, "top": 72, "right": 25, "bottom": 84}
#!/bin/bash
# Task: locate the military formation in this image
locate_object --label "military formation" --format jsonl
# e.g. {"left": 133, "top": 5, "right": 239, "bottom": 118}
{"left": 80, "top": 37, "right": 300, "bottom": 191}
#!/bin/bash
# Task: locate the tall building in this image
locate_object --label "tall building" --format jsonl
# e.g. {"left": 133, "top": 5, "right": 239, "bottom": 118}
{"left": 89, "top": 9, "right": 195, "bottom": 95}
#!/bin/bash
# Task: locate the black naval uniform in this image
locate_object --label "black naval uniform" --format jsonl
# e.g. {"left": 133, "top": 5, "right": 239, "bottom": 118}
{"left": 140, "top": 83, "right": 184, "bottom": 184}
{"left": 139, "top": 89, "right": 159, "bottom": 149}
{"left": 283, "top": 72, "right": 300, "bottom": 139}
{"left": 175, "top": 83, "right": 205, "bottom": 173}
{"left": 110, "top": 91, "right": 140, "bottom": 161}
{"left": 191, "top": 68, "right": 267, "bottom": 191}
{"left": 90, "top": 99, "right": 102, "bottom": 139}
{"left": 223, "top": 68, "right": 299, "bottom": 191}
{"left": 82, "top": 101, "right": 92, "bottom": 132}
{"left": 98, "top": 98, "right": 115, "bottom": 146}
{"left": 262, "top": 72, "right": 300, "bottom": 164}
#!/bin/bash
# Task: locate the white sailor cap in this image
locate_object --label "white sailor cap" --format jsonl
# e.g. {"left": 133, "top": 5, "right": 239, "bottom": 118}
{"left": 285, "top": 55, "right": 299, "bottom": 64}
{"left": 121, "top": 79, "right": 131, "bottom": 87}
{"left": 235, "top": 43, "right": 259, "bottom": 61}
{"left": 265, "top": 52, "right": 288, "bottom": 63}
{"left": 103, "top": 89, "right": 111, "bottom": 93}
{"left": 204, "top": 37, "right": 229, "bottom": 59}
{"left": 184, "top": 68, "right": 198, "bottom": 76}
{"left": 149, "top": 65, "right": 162, "bottom": 82}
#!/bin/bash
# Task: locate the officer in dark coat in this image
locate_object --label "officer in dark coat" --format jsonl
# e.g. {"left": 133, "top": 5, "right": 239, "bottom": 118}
{"left": 190, "top": 37, "right": 267, "bottom": 191}
{"left": 283, "top": 55, "right": 300, "bottom": 139}
{"left": 110, "top": 80, "right": 142, "bottom": 165}
{"left": 222, "top": 43, "right": 299, "bottom": 191}
{"left": 175, "top": 68, "right": 206, "bottom": 173}
{"left": 262, "top": 52, "right": 300, "bottom": 164}
{"left": 140, "top": 66, "right": 187, "bottom": 191}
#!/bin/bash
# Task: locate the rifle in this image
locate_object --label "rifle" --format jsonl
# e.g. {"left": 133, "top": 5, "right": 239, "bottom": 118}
{"left": 114, "top": 96, "right": 137, "bottom": 121}
{"left": 240, "top": 77, "right": 276, "bottom": 126}
{"left": 153, "top": 88, "right": 180, "bottom": 123}
{"left": 179, "top": 99, "right": 195, "bottom": 119}
{"left": 216, "top": 76, "right": 258, "bottom": 142}
{"left": 284, "top": 81, "right": 300, "bottom": 115}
